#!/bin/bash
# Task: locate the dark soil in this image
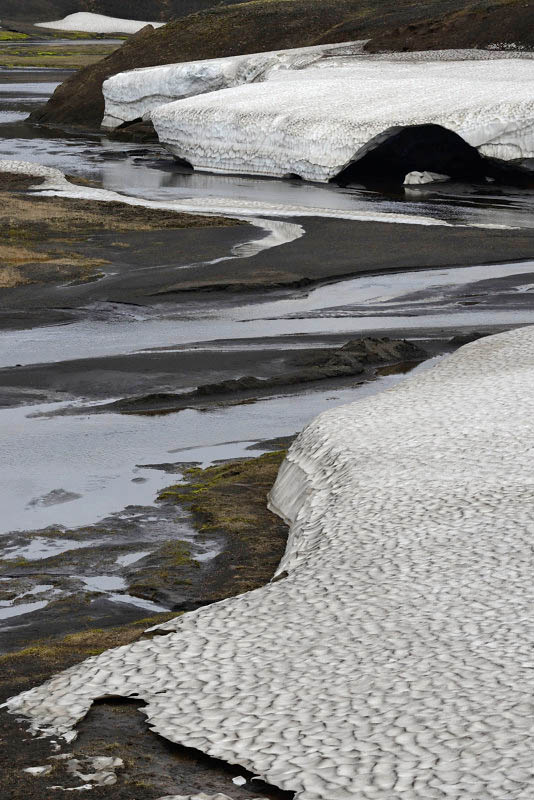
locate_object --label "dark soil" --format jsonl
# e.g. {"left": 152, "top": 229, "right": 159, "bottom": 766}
{"left": 29, "top": 0, "right": 534, "bottom": 129}
{"left": 368, "top": 0, "right": 534, "bottom": 53}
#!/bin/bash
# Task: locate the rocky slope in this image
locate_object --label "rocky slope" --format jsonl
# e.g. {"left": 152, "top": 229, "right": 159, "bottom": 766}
{"left": 29, "top": 0, "right": 534, "bottom": 129}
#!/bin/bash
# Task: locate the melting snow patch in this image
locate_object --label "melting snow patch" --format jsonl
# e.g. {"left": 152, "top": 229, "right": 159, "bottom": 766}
{"left": 23, "top": 765, "right": 52, "bottom": 776}
{"left": 403, "top": 171, "right": 450, "bottom": 185}
{"left": 102, "top": 41, "right": 367, "bottom": 128}
{"left": 147, "top": 54, "right": 534, "bottom": 181}
{"left": 157, "top": 796, "right": 260, "bottom": 800}
{"left": 157, "top": 795, "right": 260, "bottom": 800}
{"left": 36, "top": 12, "right": 164, "bottom": 34}
{"left": 4, "top": 326, "right": 534, "bottom": 799}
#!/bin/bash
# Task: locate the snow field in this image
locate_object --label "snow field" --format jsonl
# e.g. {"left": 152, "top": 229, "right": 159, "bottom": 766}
{"left": 150, "top": 58, "right": 534, "bottom": 181}
{"left": 5, "top": 326, "right": 534, "bottom": 799}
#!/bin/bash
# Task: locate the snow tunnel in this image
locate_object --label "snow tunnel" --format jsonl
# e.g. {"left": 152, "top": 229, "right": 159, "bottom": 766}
{"left": 333, "top": 123, "right": 534, "bottom": 188}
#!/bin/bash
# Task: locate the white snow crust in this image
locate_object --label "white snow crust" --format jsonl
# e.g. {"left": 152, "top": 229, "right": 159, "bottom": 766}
{"left": 36, "top": 12, "right": 164, "bottom": 34}
{"left": 5, "top": 326, "right": 534, "bottom": 799}
{"left": 149, "top": 56, "right": 534, "bottom": 181}
{"left": 101, "top": 42, "right": 367, "bottom": 128}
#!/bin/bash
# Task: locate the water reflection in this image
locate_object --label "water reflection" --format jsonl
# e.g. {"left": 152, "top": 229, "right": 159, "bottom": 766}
{"left": 2, "top": 70, "right": 534, "bottom": 230}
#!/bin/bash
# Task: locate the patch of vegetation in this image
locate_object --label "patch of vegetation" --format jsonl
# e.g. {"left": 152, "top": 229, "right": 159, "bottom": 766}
{"left": 127, "top": 540, "right": 200, "bottom": 602}
{"left": 158, "top": 540, "right": 199, "bottom": 568}
{"left": 0, "top": 613, "right": 178, "bottom": 697}
{"left": 158, "top": 451, "right": 289, "bottom": 597}
{"left": 0, "top": 30, "right": 28, "bottom": 40}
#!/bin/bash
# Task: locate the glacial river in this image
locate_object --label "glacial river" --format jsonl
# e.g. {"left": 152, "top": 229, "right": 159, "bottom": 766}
{"left": 1, "top": 68, "right": 534, "bottom": 620}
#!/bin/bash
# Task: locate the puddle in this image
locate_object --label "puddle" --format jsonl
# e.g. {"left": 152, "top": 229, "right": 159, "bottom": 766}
{"left": 76, "top": 575, "right": 170, "bottom": 612}
{"left": 1, "top": 538, "right": 100, "bottom": 561}
{"left": 107, "top": 593, "right": 169, "bottom": 613}
{"left": 77, "top": 575, "right": 127, "bottom": 592}
{"left": 0, "top": 600, "right": 49, "bottom": 620}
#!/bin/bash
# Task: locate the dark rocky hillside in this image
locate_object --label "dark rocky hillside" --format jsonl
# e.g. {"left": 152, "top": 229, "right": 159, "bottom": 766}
{"left": 28, "top": 0, "right": 534, "bottom": 128}
{"left": 1, "top": 0, "right": 251, "bottom": 23}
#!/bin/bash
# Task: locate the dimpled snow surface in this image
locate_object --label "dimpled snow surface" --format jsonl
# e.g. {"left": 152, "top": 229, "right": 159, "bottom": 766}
{"left": 5, "top": 326, "right": 534, "bottom": 798}
{"left": 101, "top": 42, "right": 367, "bottom": 128}
{"left": 148, "top": 55, "right": 534, "bottom": 181}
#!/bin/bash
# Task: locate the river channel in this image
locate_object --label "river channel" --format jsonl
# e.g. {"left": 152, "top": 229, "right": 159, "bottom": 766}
{"left": 1, "top": 68, "right": 534, "bottom": 628}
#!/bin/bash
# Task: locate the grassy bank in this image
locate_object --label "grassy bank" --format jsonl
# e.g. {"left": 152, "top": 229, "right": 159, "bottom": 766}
{"left": 159, "top": 449, "right": 288, "bottom": 598}
{"left": 0, "top": 172, "right": 240, "bottom": 288}
{"left": 0, "top": 42, "right": 120, "bottom": 69}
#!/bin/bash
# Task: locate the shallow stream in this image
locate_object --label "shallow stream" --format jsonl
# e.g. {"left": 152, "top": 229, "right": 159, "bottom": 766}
{"left": 1, "top": 69, "right": 534, "bottom": 619}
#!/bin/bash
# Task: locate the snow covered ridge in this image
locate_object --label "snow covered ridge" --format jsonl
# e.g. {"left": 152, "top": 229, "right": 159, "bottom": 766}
{"left": 36, "top": 12, "right": 164, "bottom": 34}
{"left": 5, "top": 326, "right": 534, "bottom": 799}
{"left": 149, "top": 56, "right": 534, "bottom": 181}
{"left": 101, "top": 41, "right": 367, "bottom": 128}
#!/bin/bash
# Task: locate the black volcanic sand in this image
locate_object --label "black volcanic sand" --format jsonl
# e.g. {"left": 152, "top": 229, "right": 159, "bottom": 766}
{"left": 34, "top": 337, "right": 429, "bottom": 416}
{"left": 0, "top": 324, "right": 504, "bottom": 411}
{"left": 4, "top": 201, "right": 534, "bottom": 321}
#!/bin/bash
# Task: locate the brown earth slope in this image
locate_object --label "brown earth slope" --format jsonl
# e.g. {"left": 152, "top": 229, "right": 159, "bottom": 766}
{"left": 30, "top": 0, "right": 534, "bottom": 129}
{"left": 368, "top": 0, "right": 534, "bottom": 53}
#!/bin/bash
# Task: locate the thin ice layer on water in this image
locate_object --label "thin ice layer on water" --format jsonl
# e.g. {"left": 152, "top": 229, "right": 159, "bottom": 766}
{"left": 148, "top": 55, "right": 534, "bottom": 181}
{"left": 5, "top": 326, "right": 534, "bottom": 799}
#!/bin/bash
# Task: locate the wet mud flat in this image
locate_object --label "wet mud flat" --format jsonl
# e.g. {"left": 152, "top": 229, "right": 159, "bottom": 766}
{"left": 0, "top": 170, "right": 241, "bottom": 293}
{"left": 0, "top": 448, "right": 293, "bottom": 800}
{"left": 0, "top": 449, "right": 290, "bottom": 650}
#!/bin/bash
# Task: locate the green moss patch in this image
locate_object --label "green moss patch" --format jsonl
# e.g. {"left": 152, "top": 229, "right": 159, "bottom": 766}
{"left": 158, "top": 450, "right": 289, "bottom": 597}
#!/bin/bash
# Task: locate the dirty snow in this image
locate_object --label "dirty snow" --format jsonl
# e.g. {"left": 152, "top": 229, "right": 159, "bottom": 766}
{"left": 150, "top": 56, "right": 534, "bottom": 181}
{"left": 101, "top": 41, "right": 367, "bottom": 128}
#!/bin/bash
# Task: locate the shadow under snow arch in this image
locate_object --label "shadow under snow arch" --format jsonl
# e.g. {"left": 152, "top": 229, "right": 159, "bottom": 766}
{"left": 333, "top": 123, "right": 534, "bottom": 187}
{"left": 5, "top": 326, "right": 534, "bottom": 799}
